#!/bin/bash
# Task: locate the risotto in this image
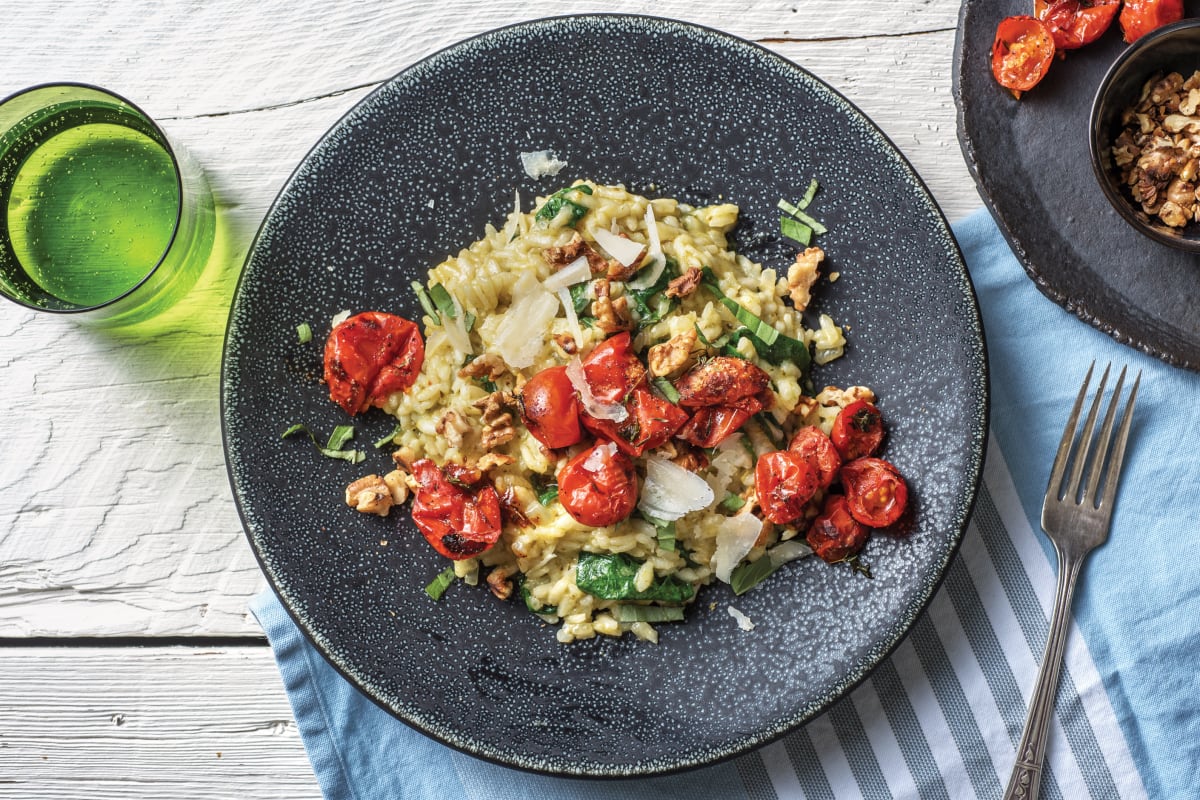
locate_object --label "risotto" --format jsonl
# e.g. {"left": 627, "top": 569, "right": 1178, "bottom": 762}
{"left": 324, "top": 182, "right": 909, "bottom": 643}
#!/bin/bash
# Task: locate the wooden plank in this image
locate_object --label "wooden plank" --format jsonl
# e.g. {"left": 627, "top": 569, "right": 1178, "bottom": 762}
{"left": 0, "top": 646, "right": 319, "bottom": 798}
{"left": 0, "top": 3, "right": 976, "bottom": 638}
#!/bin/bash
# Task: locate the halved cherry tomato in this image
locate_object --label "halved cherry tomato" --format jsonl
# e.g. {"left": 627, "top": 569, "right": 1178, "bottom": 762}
{"left": 677, "top": 404, "right": 756, "bottom": 448}
{"left": 675, "top": 356, "right": 772, "bottom": 410}
{"left": 840, "top": 457, "right": 909, "bottom": 529}
{"left": 324, "top": 312, "right": 424, "bottom": 415}
{"left": 1035, "top": 0, "right": 1120, "bottom": 49}
{"left": 581, "top": 332, "right": 645, "bottom": 404}
{"left": 582, "top": 385, "right": 690, "bottom": 457}
{"left": 991, "top": 16, "right": 1056, "bottom": 98}
{"left": 409, "top": 459, "right": 502, "bottom": 560}
{"left": 788, "top": 425, "right": 842, "bottom": 489}
{"left": 557, "top": 442, "right": 639, "bottom": 527}
{"left": 806, "top": 494, "right": 870, "bottom": 563}
{"left": 830, "top": 400, "right": 885, "bottom": 461}
{"left": 755, "top": 450, "right": 820, "bottom": 525}
{"left": 519, "top": 365, "right": 583, "bottom": 449}
{"left": 1119, "top": 0, "right": 1183, "bottom": 43}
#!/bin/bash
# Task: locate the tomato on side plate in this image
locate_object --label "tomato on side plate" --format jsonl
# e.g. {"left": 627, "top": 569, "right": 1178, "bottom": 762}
{"left": 1119, "top": 0, "right": 1184, "bottom": 43}
{"left": 519, "top": 365, "right": 583, "bottom": 449}
{"left": 580, "top": 332, "right": 645, "bottom": 404}
{"left": 806, "top": 494, "right": 869, "bottom": 563}
{"left": 409, "top": 459, "right": 503, "bottom": 560}
{"left": 830, "top": 400, "right": 885, "bottom": 461}
{"left": 991, "top": 16, "right": 1056, "bottom": 98}
{"left": 840, "top": 457, "right": 909, "bottom": 529}
{"left": 557, "top": 441, "right": 639, "bottom": 527}
{"left": 324, "top": 312, "right": 424, "bottom": 415}
{"left": 788, "top": 425, "right": 842, "bottom": 489}
{"left": 1036, "top": 0, "right": 1120, "bottom": 49}
{"left": 755, "top": 450, "right": 820, "bottom": 525}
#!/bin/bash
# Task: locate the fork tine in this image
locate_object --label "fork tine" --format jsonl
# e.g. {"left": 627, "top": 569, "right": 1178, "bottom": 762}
{"left": 1064, "top": 363, "right": 1110, "bottom": 500}
{"left": 1048, "top": 361, "right": 1094, "bottom": 496}
{"left": 1082, "top": 365, "right": 1127, "bottom": 506}
{"left": 1099, "top": 370, "right": 1140, "bottom": 512}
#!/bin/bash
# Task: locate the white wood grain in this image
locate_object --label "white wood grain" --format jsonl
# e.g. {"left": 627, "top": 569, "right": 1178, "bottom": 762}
{"left": 0, "top": 646, "right": 319, "bottom": 798}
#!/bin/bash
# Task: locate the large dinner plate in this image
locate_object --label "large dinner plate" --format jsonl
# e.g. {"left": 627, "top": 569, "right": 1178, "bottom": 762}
{"left": 222, "top": 15, "right": 987, "bottom": 776}
{"left": 955, "top": 0, "right": 1200, "bottom": 372}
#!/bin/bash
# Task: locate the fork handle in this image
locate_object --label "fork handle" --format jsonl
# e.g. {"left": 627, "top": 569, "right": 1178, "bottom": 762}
{"left": 1002, "top": 545, "right": 1085, "bottom": 800}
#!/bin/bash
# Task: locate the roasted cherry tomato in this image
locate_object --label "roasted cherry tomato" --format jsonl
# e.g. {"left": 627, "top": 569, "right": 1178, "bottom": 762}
{"left": 582, "top": 385, "right": 689, "bottom": 457}
{"left": 675, "top": 356, "right": 772, "bottom": 410}
{"left": 755, "top": 450, "right": 820, "bottom": 525}
{"left": 840, "top": 457, "right": 909, "bottom": 529}
{"left": 806, "top": 494, "right": 870, "bottom": 563}
{"left": 519, "top": 365, "right": 583, "bottom": 449}
{"left": 830, "top": 400, "right": 885, "bottom": 461}
{"left": 991, "top": 16, "right": 1056, "bottom": 98}
{"left": 324, "top": 312, "right": 424, "bottom": 415}
{"left": 1035, "top": 0, "right": 1120, "bottom": 49}
{"left": 581, "top": 332, "right": 645, "bottom": 404}
{"left": 788, "top": 425, "right": 843, "bottom": 489}
{"left": 1119, "top": 0, "right": 1183, "bottom": 43}
{"left": 409, "top": 459, "right": 502, "bottom": 560}
{"left": 677, "top": 404, "right": 756, "bottom": 448}
{"left": 557, "top": 441, "right": 639, "bottom": 527}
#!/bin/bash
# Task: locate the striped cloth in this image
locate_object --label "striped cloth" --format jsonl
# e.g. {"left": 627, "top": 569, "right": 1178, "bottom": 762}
{"left": 251, "top": 210, "right": 1200, "bottom": 798}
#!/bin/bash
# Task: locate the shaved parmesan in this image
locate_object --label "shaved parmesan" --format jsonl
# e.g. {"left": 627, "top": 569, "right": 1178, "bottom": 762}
{"left": 556, "top": 287, "right": 584, "bottom": 350}
{"left": 330, "top": 309, "right": 351, "bottom": 328}
{"left": 543, "top": 255, "right": 591, "bottom": 293}
{"left": 638, "top": 456, "right": 715, "bottom": 522}
{"left": 565, "top": 356, "right": 627, "bottom": 422}
{"left": 583, "top": 440, "right": 618, "bottom": 471}
{"left": 442, "top": 293, "right": 472, "bottom": 355}
{"left": 712, "top": 514, "right": 763, "bottom": 583}
{"left": 727, "top": 605, "right": 755, "bottom": 631}
{"left": 625, "top": 204, "right": 667, "bottom": 289}
{"left": 592, "top": 227, "right": 645, "bottom": 267}
{"left": 493, "top": 274, "right": 558, "bottom": 368}
{"left": 520, "top": 150, "right": 568, "bottom": 179}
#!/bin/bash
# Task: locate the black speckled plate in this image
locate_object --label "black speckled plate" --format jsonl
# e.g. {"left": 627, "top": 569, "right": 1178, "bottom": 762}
{"left": 222, "top": 15, "right": 987, "bottom": 777}
{"left": 954, "top": 0, "right": 1200, "bottom": 372}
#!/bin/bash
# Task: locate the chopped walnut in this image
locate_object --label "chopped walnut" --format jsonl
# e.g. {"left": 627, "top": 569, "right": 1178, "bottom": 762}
{"left": 473, "top": 390, "right": 516, "bottom": 450}
{"left": 486, "top": 565, "right": 517, "bottom": 600}
{"left": 382, "top": 469, "right": 410, "bottom": 504}
{"left": 590, "top": 278, "right": 633, "bottom": 333}
{"left": 665, "top": 266, "right": 703, "bottom": 298}
{"left": 647, "top": 329, "right": 697, "bottom": 377}
{"left": 457, "top": 353, "right": 508, "bottom": 381}
{"left": 543, "top": 232, "right": 607, "bottom": 273}
{"left": 392, "top": 446, "right": 417, "bottom": 471}
{"left": 475, "top": 452, "right": 515, "bottom": 473}
{"left": 435, "top": 409, "right": 471, "bottom": 449}
{"left": 815, "top": 385, "right": 875, "bottom": 409}
{"left": 787, "top": 247, "right": 824, "bottom": 311}
{"left": 670, "top": 441, "right": 710, "bottom": 473}
{"left": 345, "top": 474, "right": 394, "bottom": 516}
{"left": 553, "top": 332, "right": 578, "bottom": 355}
{"left": 603, "top": 237, "right": 647, "bottom": 281}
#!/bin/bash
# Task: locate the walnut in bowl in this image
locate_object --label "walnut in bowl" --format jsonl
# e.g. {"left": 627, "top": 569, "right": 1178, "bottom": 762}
{"left": 1091, "top": 19, "right": 1200, "bottom": 252}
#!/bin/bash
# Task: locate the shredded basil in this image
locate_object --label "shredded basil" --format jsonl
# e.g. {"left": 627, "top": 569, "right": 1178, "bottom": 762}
{"left": 700, "top": 268, "right": 810, "bottom": 371}
{"left": 652, "top": 377, "right": 680, "bottom": 404}
{"left": 520, "top": 579, "right": 557, "bottom": 615}
{"left": 538, "top": 483, "right": 559, "bottom": 506}
{"left": 411, "top": 280, "right": 440, "bottom": 323}
{"left": 642, "top": 513, "right": 677, "bottom": 552}
{"left": 779, "top": 202, "right": 827, "bottom": 236}
{"left": 614, "top": 605, "right": 686, "bottom": 623}
{"left": 575, "top": 553, "right": 694, "bottom": 602}
{"left": 474, "top": 376, "right": 497, "bottom": 393}
{"left": 729, "top": 555, "right": 778, "bottom": 596}
{"left": 780, "top": 215, "right": 813, "bottom": 246}
{"left": 429, "top": 283, "right": 457, "bottom": 319}
{"left": 570, "top": 281, "right": 593, "bottom": 315}
{"left": 425, "top": 567, "right": 457, "bottom": 601}
{"left": 296, "top": 322, "right": 312, "bottom": 344}
{"left": 281, "top": 423, "right": 366, "bottom": 464}
{"left": 374, "top": 423, "right": 403, "bottom": 449}
{"left": 720, "top": 493, "right": 746, "bottom": 512}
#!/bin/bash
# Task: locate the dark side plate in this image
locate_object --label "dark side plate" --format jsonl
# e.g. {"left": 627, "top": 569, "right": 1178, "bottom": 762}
{"left": 222, "top": 15, "right": 987, "bottom": 776}
{"left": 954, "top": 0, "right": 1200, "bottom": 372}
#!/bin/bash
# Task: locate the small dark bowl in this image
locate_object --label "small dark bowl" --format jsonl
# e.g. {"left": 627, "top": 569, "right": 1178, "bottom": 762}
{"left": 1090, "top": 18, "right": 1200, "bottom": 252}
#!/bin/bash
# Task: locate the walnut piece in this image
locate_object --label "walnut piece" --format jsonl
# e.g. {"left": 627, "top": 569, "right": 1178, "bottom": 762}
{"left": 665, "top": 266, "right": 703, "bottom": 299}
{"left": 457, "top": 353, "right": 508, "bottom": 380}
{"left": 543, "top": 232, "right": 607, "bottom": 273}
{"left": 345, "top": 475, "right": 394, "bottom": 516}
{"left": 647, "top": 329, "right": 697, "bottom": 377}
{"left": 786, "top": 247, "right": 824, "bottom": 311}
{"left": 486, "top": 565, "right": 517, "bottom": 600}
{"left": 590, "top": 278, "right": 633, "bottom": 333}
{"left": 435, "top": 409, "right": 471, "bottom": 449}
{"left": 473, "top": 390, "right": 516, "bottom": 450}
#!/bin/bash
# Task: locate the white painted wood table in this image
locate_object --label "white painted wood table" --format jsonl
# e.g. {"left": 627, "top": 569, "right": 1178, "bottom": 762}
{"left": 0, "top": 2, "right": 978, "bottom": 795}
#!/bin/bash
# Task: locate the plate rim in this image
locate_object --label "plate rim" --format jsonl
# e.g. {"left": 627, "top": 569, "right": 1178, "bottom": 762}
{"left": 221, "top": 11, "right": 990, "bottom": 777}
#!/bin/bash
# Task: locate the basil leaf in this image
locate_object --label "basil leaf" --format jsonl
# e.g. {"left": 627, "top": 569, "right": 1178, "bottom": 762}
{"left": 651, "top": 377, "right": 680, "bottom": 404}
{"left": 700, "top": 268, "right": 810, "bottom": 371}
{"left": 614, "top": 605, "right": 686, "bottom": 623}
{"left": 575, "top": 553, "right": 694, "bottom": 602}
{"left": 411, "top": 280, "right": 440, "bottom": 323}
{"left": 296, "top": 322, "right": 312, "bottom": 344}
{"left": 780, "top": 215, "right": 813, "bottom": 246}
{"left": 729, "top": 555, "right": 779, "bottom": 596}
{"left": 425, "top": 567, "right": 457, "bottom": 601}
{"left": 374, "top": 423, "right": 403, "bottom": 449}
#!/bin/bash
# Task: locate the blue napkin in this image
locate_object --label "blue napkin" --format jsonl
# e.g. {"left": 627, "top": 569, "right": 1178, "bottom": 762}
{"left": 252, "top": 209, "right": 1200, "bottom": 799}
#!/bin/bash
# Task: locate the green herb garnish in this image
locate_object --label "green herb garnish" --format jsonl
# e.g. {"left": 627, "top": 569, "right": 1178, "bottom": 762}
{"left": 780, "top": 215, "right": 813, "bottom": 246}
{"left": 520, "top": 579, "right": 557, "bottom": 616}
{"left": 281, "top": 423, "right": 366, "bottom": 463}
{"left": 720, "top": 493, "right": 746, "bottom": 512}
{"left": 535, "top": 184, "right": 593, "bottom": 227}
{"left": 833, "top": 553, "right": 874, "bottom": 579}
{"left": 652, "top": 377, "right": 680, "bottom": 404}
{"left": 614, "top": 605, "right": 686, "bottom": 623}
{"left": 729, "top": 555, "right": 778, "bottom": 596}
{"left": 642, "top": 513, "right": 677, "bottom": 552}
{"left": 411, "top": 280, "right": 440, "bottom": 323}
{"left": 296, "top": 322, "right": 312, "bottom": 344}
{"left": 429, "top": 283, "right": 457, "bottom": 319}
{"left": 425, "top": 567, "right": 457, "bottom": 600}
{"left": 700, "top": 268, "right": 810, "bottom": 371}
{"left": 537, "top": 482, "right": 559, "bottom": 506}
{"left": 575, "top": 553, "right": 694, "bottom": 602}
{"left": 374, "top": 423, "right": 403, "bottom": 449}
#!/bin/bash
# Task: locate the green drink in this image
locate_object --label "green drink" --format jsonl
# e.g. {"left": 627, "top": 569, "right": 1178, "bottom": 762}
{"left": 0, "top": 84, "right": 214, "bottom": 325}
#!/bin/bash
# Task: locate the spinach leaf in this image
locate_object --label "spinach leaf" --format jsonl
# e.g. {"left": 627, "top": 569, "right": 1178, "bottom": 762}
{"left": 520, "top": 579, "right": 557, "bottom": 615}
{"left": 575, "top": 553, "right": 694, "bottom": 602}
{"left": 535, "top": 184, "right": 593, "bottom": 227}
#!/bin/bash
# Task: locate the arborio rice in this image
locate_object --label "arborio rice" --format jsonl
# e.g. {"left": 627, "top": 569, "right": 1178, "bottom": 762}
{"left": 352, "top": 182, "right": 880, "bottom": 643}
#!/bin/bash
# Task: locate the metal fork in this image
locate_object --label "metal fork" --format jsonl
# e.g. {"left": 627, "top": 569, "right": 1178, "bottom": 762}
{"left": 1002, "top": 362, "right": 1140, "bottom": 800}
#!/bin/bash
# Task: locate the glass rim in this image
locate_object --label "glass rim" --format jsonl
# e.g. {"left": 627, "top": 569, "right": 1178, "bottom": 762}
{"left": 0, "top": 81, "right": 186, "bottom": 315}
